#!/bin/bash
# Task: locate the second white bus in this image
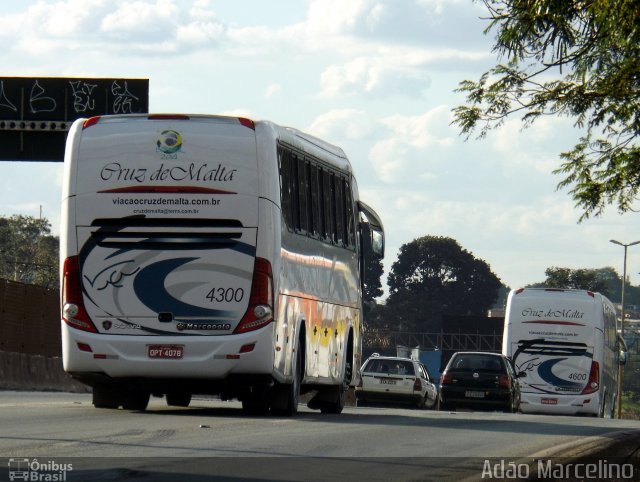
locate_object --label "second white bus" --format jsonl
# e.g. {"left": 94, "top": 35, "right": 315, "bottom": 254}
{"left": 60, "top": 114, "right": 384, "bottom": 415}
{"left": 502, "top": 288, "right": 625, "bottom": 417}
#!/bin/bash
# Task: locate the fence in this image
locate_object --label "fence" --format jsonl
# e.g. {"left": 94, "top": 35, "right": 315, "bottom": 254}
{"left": 0, "top": 278, "right": 61, "bottom": 357}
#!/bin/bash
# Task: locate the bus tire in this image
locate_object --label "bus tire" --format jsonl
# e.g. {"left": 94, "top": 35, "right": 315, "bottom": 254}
{"left": 271, "top": 345, "right": 302, "bottom": 416}
{"left": 122, "top": 390, "right": 150, "bottom": 411}
{"left": 242, "top": 386, "right": 270, "bottom": 416}
{"left": 319, "top": 361, "right": 350, "bottom": 414}
{"left": 319, "top": 385, "right": 345, "bottom": 414}
{"left": 166, "top": 392, "right": 192, "bottom": 408}
{"left": 242, "top": 397, "right": 270, "bottom": 415}
{"left": 92, "top": 384, "right": 120, "bottom": 409}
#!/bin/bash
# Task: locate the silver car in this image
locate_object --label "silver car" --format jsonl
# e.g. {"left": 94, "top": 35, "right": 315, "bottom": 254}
{"left": 356, "top": 355, "right": 438, "bottom": 409}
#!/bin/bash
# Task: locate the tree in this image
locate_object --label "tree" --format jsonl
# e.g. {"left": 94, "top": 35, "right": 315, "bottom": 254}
{"left": 452, "top": 1, "right": 640, "bottom": 220}
{"left": 385, "top": 236, "right": 503, "bottom": 331}
{"left": 0, "top": 215, "right": 59, "bottom": 288}
{"left": 537, "top": 266, "right": 611, "bottom": 294}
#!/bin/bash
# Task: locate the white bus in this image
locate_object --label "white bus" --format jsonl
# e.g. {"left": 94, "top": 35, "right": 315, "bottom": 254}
{"left": 60, "top": 114, "right": 384, "bottom": 415}
{"left": 502, "top": 288, "right": 626, "bottom": 417}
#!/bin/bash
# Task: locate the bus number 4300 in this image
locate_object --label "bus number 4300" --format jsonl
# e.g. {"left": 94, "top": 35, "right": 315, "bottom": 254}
{"left": 206, "top": 287, "right": 244, "bottom": 303}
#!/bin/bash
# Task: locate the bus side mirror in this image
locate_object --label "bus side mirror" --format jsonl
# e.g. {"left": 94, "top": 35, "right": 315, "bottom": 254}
{"left": 361, "top": 223, "right": 384, "bottom": 259}
{"left": 371, "top": 227, "right": 384, "bottom": 258}
{"left": 617, "top": 334, "right": 628, "bottom": 366}
{"left": 620, "top": 350, "right": 627, "bottom": 366}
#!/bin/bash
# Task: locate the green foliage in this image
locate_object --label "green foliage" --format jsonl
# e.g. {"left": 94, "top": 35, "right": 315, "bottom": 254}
{"left": 0, "top": 214, "right": 59, "bottom": 288}
{"left": 452, "top": 0, "right": 640, "bottom": 220}
{"left": 527, "top": 266, "right": 640, "bottom": 305}
{"left": 539, "top": 266, "right": 612, "bottom": 294}
{"left": 384, "top": 236, "right": 503, "bottom": 331}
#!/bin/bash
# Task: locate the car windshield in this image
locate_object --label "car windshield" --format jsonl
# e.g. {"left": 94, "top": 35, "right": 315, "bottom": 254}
{"left": 449, "top": 355, "right": 503, "bottom": 372}
{"left": 364, "top": 359, "right": 415, "bottom": 376}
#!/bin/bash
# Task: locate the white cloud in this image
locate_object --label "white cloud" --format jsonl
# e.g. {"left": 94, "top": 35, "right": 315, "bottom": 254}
{"left": 101, "top": 0, "right": 180, "bottom": 39}
{"left": 176, "top": 20, "right": 225, "bottom": 45}
{"left": 365, "top": 105, "right": 457, "bottom": 184}
{"left": 320, "top": 56, "right": 431, "bottom": 98}
{"left": 264, "top": 83, "right": 282, "bottom": 100}
{"left": 370, "top": 138, "right": 410, "bottom": 183}
{"left": 380, "top": 105, "right": 454, "bottom": 149}
{"left": 305, "top": 0, "right": 373, "bottom": 36}
{"left": 307, "top": 109, "right": 376, "bottom": 141}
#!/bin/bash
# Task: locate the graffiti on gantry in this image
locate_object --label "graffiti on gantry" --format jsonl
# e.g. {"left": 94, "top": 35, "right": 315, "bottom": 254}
{"left": 0, "top": 81, "right": 17, "bottom": 113}
{"left": 0, "top": 77, "right": 149, "bottom": 121}
{"left": 30, "top": 80, "right": 57, "bottom": 114}
{"left": 68, "top": 80, "right": 98, "bottom": 113}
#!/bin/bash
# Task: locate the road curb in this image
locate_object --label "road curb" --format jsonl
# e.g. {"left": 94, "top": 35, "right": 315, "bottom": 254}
{"left": 529, "top": 429, "right": 640, "bottom": 461}
{"left": 0, "top": 350, "right": 89, "bottom": 393}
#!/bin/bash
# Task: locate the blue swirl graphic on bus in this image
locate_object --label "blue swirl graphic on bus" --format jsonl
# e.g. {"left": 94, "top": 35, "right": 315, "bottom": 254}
{"left": 133, "top": 257, "right": 236, "bottom": 318}
{"left": 537, "top": 358, "right": 583, "bottom": 389}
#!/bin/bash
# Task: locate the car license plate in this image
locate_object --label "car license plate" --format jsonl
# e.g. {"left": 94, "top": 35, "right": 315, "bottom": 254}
{"left": 465, "top": 390, "right": 485, "bottom": 398}
{"left": 148, "top": 345, "right": 184, "bottom": 359}
{"left": 380, "top": 379, "right": 396, "bottom": 385}
{"left": 541, "top": 398, "right": 558, "bottom": 405}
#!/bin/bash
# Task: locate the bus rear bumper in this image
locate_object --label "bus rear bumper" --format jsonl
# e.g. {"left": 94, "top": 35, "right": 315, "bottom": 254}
{"left": 61, "top": 322, "right": 276, "bottom": 380}
{"left": 519, "top": 393, "right": 599, "bottom": 415}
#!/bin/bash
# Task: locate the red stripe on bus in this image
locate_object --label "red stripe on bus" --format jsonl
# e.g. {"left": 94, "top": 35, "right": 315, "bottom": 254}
{"left": 522, "top": 320, "right": 585, "bottom": 326}
{"left": 98, "top": 186, "right": 236, "bottom": 194}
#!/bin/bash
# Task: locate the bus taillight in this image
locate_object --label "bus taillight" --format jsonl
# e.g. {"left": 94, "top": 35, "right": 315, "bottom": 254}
{"left": 234, "top": 258, "right": 274, "bottom": 333}
{"left": 82, "top": 116, "right": 101, "bottom": 129}
{"left": 62, "top": 256, "right": 98, "bottom": 333}
{"left": 581, "top": 361, "right": 600, "bottom": 394}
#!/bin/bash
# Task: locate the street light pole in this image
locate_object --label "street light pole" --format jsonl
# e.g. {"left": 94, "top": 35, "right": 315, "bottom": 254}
{"left": 610, "top": 239, "right": 640, "bottom": 418}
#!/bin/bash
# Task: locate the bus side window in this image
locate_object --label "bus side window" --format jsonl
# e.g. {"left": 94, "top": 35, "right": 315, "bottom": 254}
{"left": 344, "top": 179, "right": 356, "bottom": 248}
{"left": 335, "top": 175, "right": 345, "bottom": 246}
{"left": 296, "top": 155, "right": 308, "bottom": 233}
{"left": 317, "top": 166, "right": 327, "bottom": 240}
{"left": 290, "top": 152, "right": 301, "bottom": 231}
{"left": 279, "top": 148, "right": 293, "bottom": 230}
{"left": 309, "top": 162, "right": 321, "bottom": 238}
{"left": 323, "top": 170, "right": 336, "bottom": 243}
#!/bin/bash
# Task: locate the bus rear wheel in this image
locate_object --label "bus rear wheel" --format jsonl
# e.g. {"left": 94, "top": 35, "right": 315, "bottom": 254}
{"left": 121, "top": 390, "right": 150, "bottom": 411}
{"left": 92, "top": 384, "right": 120, "bottom": 409}
{"left": 319, "top": 361, "right": 351, "bottom": 414}
{"left": 271, "top": 345, "right": 302, "bottom": 416}
{"left": 166, "top": 392, "right": 192, "bottom": 408}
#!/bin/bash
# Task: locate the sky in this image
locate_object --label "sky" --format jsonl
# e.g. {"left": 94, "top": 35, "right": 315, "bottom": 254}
{"left": 1, "top": 0, "right": 640, "bottom": 296}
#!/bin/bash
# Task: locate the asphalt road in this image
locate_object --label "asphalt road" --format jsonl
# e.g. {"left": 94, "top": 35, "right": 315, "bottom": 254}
{"left": 1, "top": 391, "right": 639, "bottom": 481}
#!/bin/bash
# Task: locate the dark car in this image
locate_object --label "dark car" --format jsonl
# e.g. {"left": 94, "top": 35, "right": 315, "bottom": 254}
{"left": 437, "top": 352, "right": 524, "bottom": 412}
